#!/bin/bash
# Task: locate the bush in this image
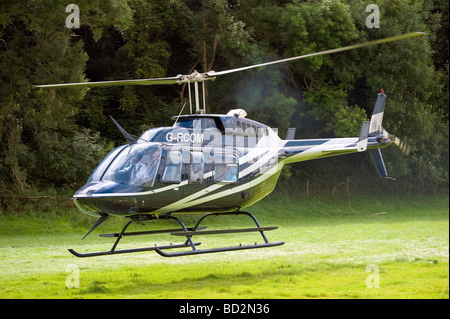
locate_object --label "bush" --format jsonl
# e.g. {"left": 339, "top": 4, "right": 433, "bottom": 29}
{"left": 32, "top": 128, "right": 113, "bottom": 189}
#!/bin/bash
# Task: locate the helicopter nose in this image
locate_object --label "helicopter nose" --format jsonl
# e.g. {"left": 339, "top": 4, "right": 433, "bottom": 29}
{"left": 73, "top": 197, "right": 102, "bottom": 217}
{"left": 73, "top": 181, "right": 141, "bottom": 216}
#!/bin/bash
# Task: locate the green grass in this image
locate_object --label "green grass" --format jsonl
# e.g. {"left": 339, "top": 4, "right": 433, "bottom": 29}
{"left": 0, "top": 195, "right": 448, "bottom": 299}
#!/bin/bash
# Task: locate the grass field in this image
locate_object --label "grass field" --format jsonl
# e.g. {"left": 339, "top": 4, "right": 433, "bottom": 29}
{"left": 0, "top": 194, "right": 448, "bottom": 299}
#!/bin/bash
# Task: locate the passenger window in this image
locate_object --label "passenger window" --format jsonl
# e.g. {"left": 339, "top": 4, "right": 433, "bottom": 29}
{"left": 214, "top": 164, "right": 238, "bottom": 183}
{"left": 236, "top": 120, "right": 242, "bottom": 133}
{"left": 189, "top": 152, "right": 204, "bottom": 184}
{"left": 214, "top": 154, "right": 238, "bottom": 183}
{"left": 162, "top": 151, "right": 182, "bottom": 183}
{"left": 249, "top": 125, "right": 256, "bottom": 136}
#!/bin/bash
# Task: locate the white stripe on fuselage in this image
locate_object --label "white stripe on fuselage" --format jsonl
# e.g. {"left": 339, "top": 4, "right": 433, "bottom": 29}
{"left": 148, "top": 133, "right": 283, "bottom": 213}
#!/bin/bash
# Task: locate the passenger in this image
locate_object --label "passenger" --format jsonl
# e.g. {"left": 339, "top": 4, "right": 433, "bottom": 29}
{"left": 216, "top": 165, "right": 237, "bottom": 182}
{"left": 190, "top": 163, "right": 203, "bottom": 183}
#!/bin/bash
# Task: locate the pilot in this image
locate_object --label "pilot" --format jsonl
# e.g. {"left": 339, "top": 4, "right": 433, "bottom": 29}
{"left": 131, "top": 150, "right": 163, "bottom": 184}
{"left": 114, "top": 151, "right": 145, "bottom": 183}
{"left": 144, "top": 150, "right": 161, "bottom": 182}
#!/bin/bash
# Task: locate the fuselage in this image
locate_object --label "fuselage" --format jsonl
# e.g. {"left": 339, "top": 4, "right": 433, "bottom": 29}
{"left": 73, "top": 113, "right": 391, "bottom": 217}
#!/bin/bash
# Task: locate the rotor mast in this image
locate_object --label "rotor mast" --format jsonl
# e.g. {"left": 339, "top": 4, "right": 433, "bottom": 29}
{"left": 180, "top": 70, "right": 215, "bottom": 114}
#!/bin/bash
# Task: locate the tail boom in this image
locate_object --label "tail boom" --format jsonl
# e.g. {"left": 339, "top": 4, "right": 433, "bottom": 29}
{"left": 280, "top": 136, "right": 390, "bottom": 165}
{"left": 279, "top": 90, "right": 394, "bottom": 178}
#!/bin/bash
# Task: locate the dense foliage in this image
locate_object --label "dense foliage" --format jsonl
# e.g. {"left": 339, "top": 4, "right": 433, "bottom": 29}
{"left": 0, "top": 0, "right": 448, "bottom": 196}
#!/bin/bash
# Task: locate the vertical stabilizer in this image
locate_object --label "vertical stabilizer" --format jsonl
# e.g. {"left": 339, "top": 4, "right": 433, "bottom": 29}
{"left": 369, "top": 91, "right": 387, "bottom": 136}
{"left": 369, "top": 149, "right": 387, "bottom": 178}
{"left": 369, "top": 149, "right": 395, "bottom": 180}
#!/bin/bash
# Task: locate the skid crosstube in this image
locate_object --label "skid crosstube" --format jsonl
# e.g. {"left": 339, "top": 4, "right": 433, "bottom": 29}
{"left": 100, "top": 226, "right": 207, "bottom": 238}
{"left": 68, "top": 211, "right": 284, "bottom": 258}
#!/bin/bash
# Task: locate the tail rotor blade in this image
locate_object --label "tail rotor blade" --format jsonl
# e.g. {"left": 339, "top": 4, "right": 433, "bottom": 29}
{"left": 385, "top": 129, "right": 410, "bottom": 156}
{"left": 393, "top": 137, "right": 411, "bottom": 155}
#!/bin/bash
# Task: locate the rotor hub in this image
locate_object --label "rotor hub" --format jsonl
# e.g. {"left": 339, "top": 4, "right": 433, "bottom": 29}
{"left": 178, "top": 70, "right": 216, "bottom": 84}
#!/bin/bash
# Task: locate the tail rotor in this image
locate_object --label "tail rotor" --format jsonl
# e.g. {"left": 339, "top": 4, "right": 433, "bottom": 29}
{"left": 380, "top": 128, "right": 411, "bottom": 156}
{"left": 366, "top": 90, "right": 411, "bottom": 179}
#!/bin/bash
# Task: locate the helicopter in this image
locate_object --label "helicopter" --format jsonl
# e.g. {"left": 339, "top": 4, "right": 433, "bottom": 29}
{"left": 35, "top": 32, "right": 422, "bottom": 258}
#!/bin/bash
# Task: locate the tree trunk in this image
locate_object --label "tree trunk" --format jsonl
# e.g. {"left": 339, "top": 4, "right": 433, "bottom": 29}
{"left": 6, "top": 117, "right": 25, "bottom": 191}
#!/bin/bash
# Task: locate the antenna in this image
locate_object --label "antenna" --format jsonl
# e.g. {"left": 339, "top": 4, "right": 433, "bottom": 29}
{"left": 109, "top": 115, "right": 137, "bottom": 144}
{"left": 173, "top": 102, "right": 187, "bottom": 127}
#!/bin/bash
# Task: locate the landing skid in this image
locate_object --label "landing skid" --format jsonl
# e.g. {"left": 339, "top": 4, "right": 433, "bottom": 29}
{"left": 68, "top": 211, "right": 284, "bottom": 258}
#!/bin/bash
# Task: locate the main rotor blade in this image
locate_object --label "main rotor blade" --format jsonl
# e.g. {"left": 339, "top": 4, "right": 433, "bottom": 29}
{"left": 208, "top": 32, "right": 425, "bottom": 77}
{"left": 35, "top": 76, "right": 181, "bottom": 88}
{"left": 35, "top": 32, "right": 424, "bottom": 89}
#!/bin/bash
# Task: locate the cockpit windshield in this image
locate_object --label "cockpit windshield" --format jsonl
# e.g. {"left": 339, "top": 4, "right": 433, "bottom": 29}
{"left": 101, "top": 143, "right": 161, "bottom": 187}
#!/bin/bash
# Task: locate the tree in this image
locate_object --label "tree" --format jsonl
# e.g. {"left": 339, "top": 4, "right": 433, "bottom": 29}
{"left": 0, "top": 0, "right": 447, "bottom": 195}
{"left": 0, "top": 0, "right": 132, "bottom": 190}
